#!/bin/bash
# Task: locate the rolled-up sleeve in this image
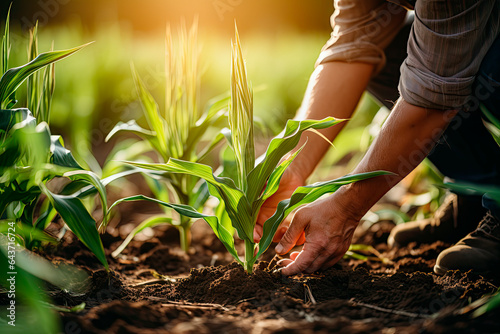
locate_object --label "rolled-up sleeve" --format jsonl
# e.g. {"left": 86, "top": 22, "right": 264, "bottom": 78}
{"left": 399, "top": 0, "right": 500, "bottom": 110}
{"left": 316, "top": 0, "right": 407, "bottom": 75}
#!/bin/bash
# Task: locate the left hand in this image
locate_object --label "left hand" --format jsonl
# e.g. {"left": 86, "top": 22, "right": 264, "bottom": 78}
{"left": 275, "top": 190, "right": 360, "bottom": 276}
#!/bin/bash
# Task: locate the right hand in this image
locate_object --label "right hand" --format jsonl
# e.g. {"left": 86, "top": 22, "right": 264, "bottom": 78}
{"left": 254, "top": 167, "right": 306, "bottom": 243}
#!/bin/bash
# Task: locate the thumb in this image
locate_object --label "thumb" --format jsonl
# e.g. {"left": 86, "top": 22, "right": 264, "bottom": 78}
{"left": 275, "top": 211, "right": 307, "bottom": 255}
{"left": 253, "top": 223, "right": 263, "bottom": 242}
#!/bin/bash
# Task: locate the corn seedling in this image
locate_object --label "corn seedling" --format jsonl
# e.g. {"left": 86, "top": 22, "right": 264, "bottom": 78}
{"left": 0, "top": 14, "right": 108, "bottom": 270}
{"left": 107, "top": 21, "right": 228, "bottom": 253}
{"left": 113, "top": 25, "right": 389, "bottom": 273}
{"left": 0, "top": 235, "right": 88, "bottom": 333}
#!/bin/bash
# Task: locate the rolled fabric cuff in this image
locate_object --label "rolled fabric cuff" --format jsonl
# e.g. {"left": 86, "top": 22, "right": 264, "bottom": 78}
{"left": 315, "top": 41, "right": 387, "bottom": 75}
{"left": 399, "top": 60, "right": 476, "bottom": 110}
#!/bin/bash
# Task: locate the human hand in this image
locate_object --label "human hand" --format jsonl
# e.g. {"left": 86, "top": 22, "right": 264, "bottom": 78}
{"left": 254, "top": 167, "right": 305, "bottom": 243}
{"left": 274, "top": 190, "right": 360, "bottom": 276}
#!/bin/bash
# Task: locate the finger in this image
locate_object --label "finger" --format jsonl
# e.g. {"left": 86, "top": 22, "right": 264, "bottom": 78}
{"left": 275, "top": 210, "right": 308, "bottom": 255}
{"left": 280, "top": 243, "right": 323, "bottom": 276}
{"left": 297, "top": 232, "right": 306, "bottom": 245}
{"left": 281, "top": 252, "right": 317, "bottom": 276}
{"left": 257, "top": 208, "right": 272, "bottom": 226}
{"left": 253, "top": 224, "right": 263, "bottom": 242}
{"left": 290, "top": 251, "right": 300, "bottom": 261}
{"left": 272, "top": 225, "right": 288, "bottom": 243}
{"left": 320, "top": 254, "right": 344, "bottom": 271}
{"left": 304, "top": 252, "right": 333, "bottom": 274}
{"left": 276, "top": 258, "right": 293, "bottom": 267}
{"left": 272, "top": 213, "right": 294, "bottom": 242}
{"left": 276, "top": 251, "right": 300, "bottom": 267}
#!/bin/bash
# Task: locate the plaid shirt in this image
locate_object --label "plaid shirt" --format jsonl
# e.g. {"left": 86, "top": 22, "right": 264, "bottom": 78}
{"left": 317, "top": 0, "right": 500, "bottom": 110}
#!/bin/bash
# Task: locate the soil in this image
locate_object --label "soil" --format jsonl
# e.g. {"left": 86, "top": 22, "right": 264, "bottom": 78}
{"left": 8, "top": 210, "right": 500, "bottom": 333}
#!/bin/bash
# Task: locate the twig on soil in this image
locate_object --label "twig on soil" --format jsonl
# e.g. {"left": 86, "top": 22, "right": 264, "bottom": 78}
{"left": 235, "top": 297, "right": 257, "bottom": 304}
{"left": 348, "top": 298, "right": 429, "bottom": 319}
{"left": 304, "top": 284, "right": 317, "bottom": 305}
{"left": 129, "top": 278, "right": 176, "bottom": 287}
{"left": 149, "top": 298, "right": 230, "bottom": 311}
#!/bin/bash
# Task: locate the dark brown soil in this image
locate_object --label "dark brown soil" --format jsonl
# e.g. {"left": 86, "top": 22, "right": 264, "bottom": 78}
{"left": 10, "top": 216, "right": 500, "bottom": 333}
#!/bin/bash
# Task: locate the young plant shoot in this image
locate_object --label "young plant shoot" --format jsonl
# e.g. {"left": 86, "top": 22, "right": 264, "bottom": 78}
{"left": 121, "top": 25, "right": 389, "bottom": 274}
{"left": 106, "top": 21, "right": 229, "bottom": 254}
{"left": 0, "top": 15, "right": 108, "bottom": 270}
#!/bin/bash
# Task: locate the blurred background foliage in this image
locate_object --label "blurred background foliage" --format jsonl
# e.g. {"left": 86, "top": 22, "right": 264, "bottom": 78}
{"left": 6, "top": 1, "right": 380, "bottom": 162}
{"left": 2, "top": 1, "right": 439, "bottom": 219}
{"left": 2, "top": 0, "right": 358, "bottom": 167}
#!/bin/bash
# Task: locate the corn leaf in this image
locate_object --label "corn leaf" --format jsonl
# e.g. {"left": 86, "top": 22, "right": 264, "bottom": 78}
{"left": 126, "top": 159, "right": 254, "bottom": 241}
{"left": 27, "top": 22, "right": 40, "bottom": 119}
{"left": 131, "top": 64, "right": 168, "bottom": 159}
{"left": 1, "top": 6, "right": 10, "bottom": 75}
{"left": 0, "top": 221, "right": 57, "bottom": 244}
{"left": 246, "top": 117, "right": 345, "bottom": 203}
{"left": 473, "top": 289, "right": 500, "bottom": 317}
{"left": 257, "top": 171, "right": 392, "bottom": 258}
{"left": 105, "top": 120, "right": 157, "bottom": 143}
{"left": 189, "top": 180, "right": 210, "bottom": 210}
{"left": 255, "top": 145, "right": 304, "bottom": 210}
{"left": 481, "top": 104, "right": 500, "bottom": 129}
{"left": 34, "top": 203, "right": 57, "bottom": 230}
{"left": 195, "top": 131, "right": 225, "bottom": 162}
{"left": 0, "top": 43, "right": 90, "bottom": 108}
{"left": 50, "top": 135, "right": 83, "bottom": 170}
{"left": 183, "top": 96, "right": 229, "bottom": 160}
{"left": 442, "top": 182, "right": 500, "bottom": 203}
{"left": 481, "top": 104, "right": 500, "bottom": 146}
{"left": 0, "top": 108, "right": 36, "bottom": 133}
{"left": 63, "top": 170, "right": 108, "bottom": 231}
{"left": 41, "top": 184, "right": 108, "bottom": 270}
{"left": 111, "top": 215, "right": 172, "bottom": 258}
{"left": 108, "top": 195, "right": 240, "bottom": 263}
{"left": 229, "top": 25, "right": 254, "bottom": 192}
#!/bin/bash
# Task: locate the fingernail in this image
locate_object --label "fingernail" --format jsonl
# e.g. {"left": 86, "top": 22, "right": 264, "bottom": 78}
{"left": 253, "top": 230, "right": 260, "bottom": 241}
{"left": 272, "top": 267, "right": 284, "bottom": 274}
{"left": 275, "top": 244, "right": 283, "bottom": 254}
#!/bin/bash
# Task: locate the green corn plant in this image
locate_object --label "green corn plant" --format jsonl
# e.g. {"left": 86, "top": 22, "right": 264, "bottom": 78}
{"left": 0, "top": 235, "right": 88, "bottom": 334}
{"left": 106, "top": 21, "right": 228, "bottom": 253}
{"left": 27, "top": 22, "right": 55, "bottom": 124}
{"left": 113, "top": 25, "right": 389, "bottom": 273}
{"left": 0, "top": 14, "right": 108, "bottom": 270}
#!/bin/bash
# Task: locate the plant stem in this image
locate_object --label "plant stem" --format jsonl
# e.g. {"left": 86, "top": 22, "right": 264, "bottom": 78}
{"left": 178, "top": 219, "right": 192, "bottom": 253}
{"left": 244, "top": 239, "right": 256, "bottom": 274}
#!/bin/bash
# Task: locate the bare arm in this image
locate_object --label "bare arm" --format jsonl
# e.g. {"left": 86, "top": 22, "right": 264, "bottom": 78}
{"left": 276, "top": 99, "right": 458, "bottom": 275}
{"left": 254, "top": 61, "right": 374, "bottom": 241}
{"left": 290, "top": 61, "right": 375, "bottom": 180}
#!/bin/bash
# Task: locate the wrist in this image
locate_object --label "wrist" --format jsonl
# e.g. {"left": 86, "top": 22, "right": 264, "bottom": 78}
{"left": 286, "top": 160, "right": 309, "bottom": 184}
{"left": 328, "top": 182, "right": 371, "bottom": 222}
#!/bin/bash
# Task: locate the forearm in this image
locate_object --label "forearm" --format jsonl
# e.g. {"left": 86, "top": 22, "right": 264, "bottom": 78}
{"left": 290, "top": 61, "right": 374, "bottom": 180}
{"left": 338, "top": 98, "right": 458, "bottom": 219}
